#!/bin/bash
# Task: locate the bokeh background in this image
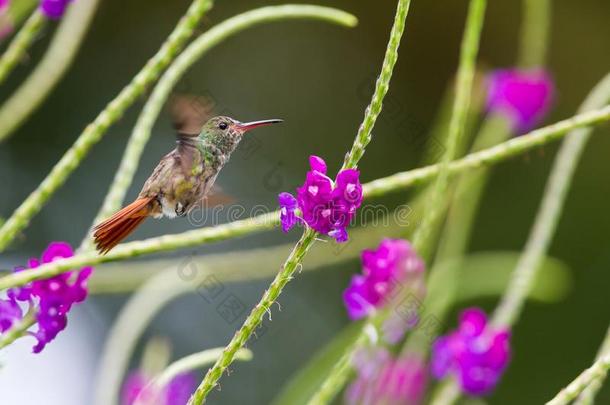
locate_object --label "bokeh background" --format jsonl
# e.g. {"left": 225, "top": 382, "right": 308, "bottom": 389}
{"left": 0, "top": 0, "right": 609, "bottom": 404}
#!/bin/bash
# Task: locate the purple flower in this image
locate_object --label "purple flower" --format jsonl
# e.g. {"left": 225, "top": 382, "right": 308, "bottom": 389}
{"left": 343, "top": 239, "right": 425, "bottom": 320}
{"left": 346, "top": 348, "right": 427, "bottom": 405}
{"left": 39, "top": 0, "right": 74, "bottom": 19}
{"left": 0, "top": 241, "right": 93, "bottom": 353}
{"left": 0, "top": 0, "right": 9, "bottom": 11}
{"left": 486, "top": 68, "right": 555, "bottom": 133}
{"left": 279, "top": 155, "right": 362, "bottom": 242}
{"left": 0, "top": 298, "right": 22, "bottom": 332}
{"left": 431, "top": 308, "right": 511, "bottom": 395}
{"left": 122, "top": 370, "right": 197, "bottom": 405}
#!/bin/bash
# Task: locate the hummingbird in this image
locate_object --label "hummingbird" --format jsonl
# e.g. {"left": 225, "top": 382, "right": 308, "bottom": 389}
{"left": 93, "top": 115, "right": 282, "bottom": 254}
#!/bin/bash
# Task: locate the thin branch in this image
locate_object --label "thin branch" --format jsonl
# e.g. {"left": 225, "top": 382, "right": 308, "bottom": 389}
{"left": 545, "top": 354, "right": 610, "bottom": 405}
{"left": 189, "top": 1, "right": 412, "bottom": 403}
{"left": 311, "top": 0, "right": 487, "bottom": 401}
{"left": 412, "top": 0, "right": 487, "bottom": 259}
{"left": 574, "top": 324, "right": 610, "bottom": 405}
{"left": 1, "top": 105, "right": 610, "bottom": 291}
{"left": 0, "top": 0, "right": 101, "bottom": 142}
{"left": 0, "top": 0, "right": 214, "bottom": 252}
{"left": 0, "top": 9, "right": 46, "bottom": 85}
{"left": 492, "top": 72, "right": 610, "bottom": 327}
{"left": 138, "top": 347, "right": 253, "bottom": 405}
{"left": 79, "top": 4, "right": 358, "bottom": 251}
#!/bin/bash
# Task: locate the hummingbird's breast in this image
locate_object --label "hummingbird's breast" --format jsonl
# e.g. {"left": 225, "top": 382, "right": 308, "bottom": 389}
{"left": 140, "top": 143, "right": 226, "bottom": 219}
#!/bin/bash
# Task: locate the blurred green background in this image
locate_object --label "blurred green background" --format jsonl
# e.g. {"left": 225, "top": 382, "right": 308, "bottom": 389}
{"left": 0, "top": 0, "right": 609, "bottom": 404}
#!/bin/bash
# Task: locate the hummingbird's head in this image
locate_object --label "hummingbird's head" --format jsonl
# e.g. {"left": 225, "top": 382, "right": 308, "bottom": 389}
{"left": 200, "top": 116, "right": 282, "bottom": 154}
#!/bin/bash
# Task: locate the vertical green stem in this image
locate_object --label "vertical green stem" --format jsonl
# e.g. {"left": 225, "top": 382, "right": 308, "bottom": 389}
{"left": 341, "top": 0, "right": 411, "bottom": 170}
{"left": 411, "top": 0, "right": 487, "bottom": 259}
{"left": 189, "top": 2, "right": 411, "bottom": 403}
{"left": 518, "top": 0, "right": 550, "bottom": 68}
{"left": 188, "top": 229, "right": 317, "bottom": 403}
{"left": 0, "top": 0, "right": 101, "bottom": 142}
{"left": 0, "top": 10, "right": 46, "bottom": 85}
{"left": 0, "top": 0, "right": 213, "bottom": 252}
{"left": 491, "top": 72, "right": 610, "bottom": 327}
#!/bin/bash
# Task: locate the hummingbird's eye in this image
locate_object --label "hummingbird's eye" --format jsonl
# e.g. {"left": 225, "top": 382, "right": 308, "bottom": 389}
{"left": 218, "top": 122, "right": 228, "bottom": 130}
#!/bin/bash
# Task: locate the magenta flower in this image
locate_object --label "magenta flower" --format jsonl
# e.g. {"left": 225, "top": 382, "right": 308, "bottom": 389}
{"left": 0, "top": 298, "right": 22, "bottom": 332}
{"left": 486, "top": 68, "right": 554, "bottom": 133}
{"left": 346, "top": 348, "right": 427, "bottom": 405}
{"left": 279, "top": 155, "right": 362, "bottom": 242}
{"left": 122, "top": 370, "right": 197, "bottom": 405}
{"left": 0, "top": 0, "right": 9, "bottom": 11}
{"left": 431, "top": 308, "right": 511, "bottom": 395}
{"left": 343, "top": 239, "right": 425, "bottom": 320}
{"left": 40, "top": 0, "right": 74, "bottom": 19}
{"left": 1, "top": 241, "right": 93, "bottom": 353}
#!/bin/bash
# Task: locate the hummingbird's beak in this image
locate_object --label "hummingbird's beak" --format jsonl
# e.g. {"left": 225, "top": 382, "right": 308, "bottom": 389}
{"left": 235, "top": 119, "right": 283, "bottom": 132}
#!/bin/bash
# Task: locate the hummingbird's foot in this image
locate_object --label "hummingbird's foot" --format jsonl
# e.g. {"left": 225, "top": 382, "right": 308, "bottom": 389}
{"left": 175, "top": 202, "right": 188, "bottom": 217}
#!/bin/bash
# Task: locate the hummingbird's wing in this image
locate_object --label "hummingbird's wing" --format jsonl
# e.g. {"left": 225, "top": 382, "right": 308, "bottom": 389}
{"left": 169, "top": 93, "right": 214, "bottom": 137}
{"left": 138, "top": 150, "right": 184, "bottom": 198}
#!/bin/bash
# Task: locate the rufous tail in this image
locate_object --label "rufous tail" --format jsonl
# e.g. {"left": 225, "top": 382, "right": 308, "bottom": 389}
{"left": 93, "top": 197, "right": 153, "bottom": 254}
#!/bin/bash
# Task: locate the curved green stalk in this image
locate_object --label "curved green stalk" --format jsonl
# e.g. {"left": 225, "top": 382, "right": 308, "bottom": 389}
{"left": 0, "top": 105, "right": 609, "bottom": 291}
{"left": 0, "top": 9, "right": 46, "bottom": 85}
{"left": 545, "top": 354, "right": 610, "bottom": 405}
{"left": 93, "top": 263, "right": 211, "bottom": 405}
{"left": 309, "top": 1, "right": 486, "bottom": 402}
{"left": 0, "top": 0, "right": 214, "bottom": 252}
{"left": 136, "top": 347, "right": 253, "bottom": 405}
{"left": 574, "top": 324, "right": 610, "bottom": 405}
{"left": 432, "top": 73, "right": 610, "bottom": 405}
{"left": 412, "top": 0, "right": 486, "bottom": 259}
{"left": 492, "top": 72, "right": 610, "bottom": 327}
{"left": 341, "top": 0, "right": 410, "bottom": 170}
{"left": 188, "top": 229, "right": 317, "bottom": 404}
{"left": 189, "top": 1, "right": 411, "bottom": 403}
{"left": 0, "top": 0, "right": 101, "bottom": 142}
{"left": 92, "top": 222, "right": 394, "bottom": 405}
{"left": 79, "top": 4, "right": 358, "bottom": 251}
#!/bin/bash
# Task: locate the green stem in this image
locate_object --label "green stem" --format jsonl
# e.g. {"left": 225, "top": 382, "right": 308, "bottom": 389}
{"left": 1, "top": 105, "right": 610, "bottom": 291}
{"left": 0, "top": 10, "right": 46, "bottom": 85}
{"left": 189, "top": 2, "right": 411, "bottom": 402}
{"left": 433, "top": 73, "right": 610, "bottom": 405}
{"left": 0, "top": 0, "right": 101, "bottom": 142}
{"left": 135, "top": 347, "right": 253, "bottom": 405}
{"left": 0, "top": 0, "right": 214, "bottom": 252}
{"left": 79, "top": 5, "right": 358, "bottom": 251}
{"left": 545, "top": 354, "right": 610, "bottom": 405}
{"left": 0, "top": 310, "right": 35, "bottom": 350}
{"left": 412, "top": 0, "right": 487, "bottom": 259}
{"left": 305, "top": 328, "right": 371, "bottom": 405}
{"left": 518, "top": 0, "right": 550, "bottom": 67}
{"left": 492, "top": 73, "right": 610, "bottom": 327}
{"left": 341, "top": 0, "right": 411, "bottom": 170}
{"left": 574, "top": 325, "right": 610, "bottom": 405}
{"left": 311, "top": 1, "right": 486, "bottom": 401}
{"left": 188, "top": 229, "right": 318, "bottom": 403}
